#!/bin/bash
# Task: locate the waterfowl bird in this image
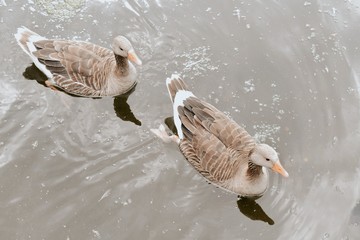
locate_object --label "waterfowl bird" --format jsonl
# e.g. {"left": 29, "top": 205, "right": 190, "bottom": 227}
{"left": 151, "top": 74, "right": 289, "bottom": 197}
{"left": 14, "top": 26, "right": 142, "bottom": 97}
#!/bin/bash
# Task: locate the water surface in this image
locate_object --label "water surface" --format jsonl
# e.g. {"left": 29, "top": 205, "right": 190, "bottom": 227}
{"left": 1, "top": 0, "right": 360, "bottom": 239}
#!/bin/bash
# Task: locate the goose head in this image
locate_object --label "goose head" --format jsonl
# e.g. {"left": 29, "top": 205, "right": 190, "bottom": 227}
{"left": 250, "top": 144, "right": 289, "bottom": 177}
{"left": 112, "top": 36, "right": 142, "bottom": 65}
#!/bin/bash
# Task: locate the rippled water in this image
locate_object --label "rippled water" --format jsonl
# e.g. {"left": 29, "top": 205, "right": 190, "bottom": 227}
{"left": 1, "top": 0, "right": 360, "bottom": 239}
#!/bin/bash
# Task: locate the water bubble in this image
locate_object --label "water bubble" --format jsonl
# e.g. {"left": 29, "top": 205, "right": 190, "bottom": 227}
{"left": 92, "top": 229, "right": 100, "bottom": 239}
{"left": 233, "top": 8, "right": 241, "bottom": 21}
{"left": 322, "top": 233, "right": 330, "bottom": 239}
{"left": 332, "top": 136, "right": 338, "bottom": 145}
{"left": 32, "top": 141, "right": 38, "bottom": 149}
{"left": 253, "top": 123, "right": 281, "bottom": 144}
{"left": 244, "top": 79, "right": 255, "bottom": 93}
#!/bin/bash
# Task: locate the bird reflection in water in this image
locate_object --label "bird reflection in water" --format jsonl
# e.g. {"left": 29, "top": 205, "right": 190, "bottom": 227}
{"left": 237, "top": 196, "right": 274, "bottom": 225}
{"left": 113, "top": 87, "right": 141, "bottom": 126}
{"left": 22, "top": 63, "right": 141, "bottom": 126}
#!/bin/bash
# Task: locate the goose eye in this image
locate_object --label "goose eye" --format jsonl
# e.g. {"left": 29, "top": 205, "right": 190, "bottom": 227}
{"left": 265, "top": 158, "right": 270, "bottom": 161}
{"left": 119, "top": 47, "right": 124, "bottom": 51}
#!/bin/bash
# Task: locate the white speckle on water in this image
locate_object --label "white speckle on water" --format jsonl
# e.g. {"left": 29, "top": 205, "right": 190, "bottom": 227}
{"left": 253, "top": 123, "right": 281, "bottom": 145}
{"left": 272, "top": 94, "right": 281, "bottom": 104}
{"left": 311, "top": 44, "right": 322, "bottom": 62}
{"left": 57, "top": 118, "right": 64, "bottom": 124}
{"left": 32, "top": 141, "right": 38, "bottom": 149}
{"left": 98, "top": 189, "right": 111, "bottom": 202}
{"left": 233, "top": 8, "right": 241, "bottom": 21}
{"left": 304, "top": 1, "right": 311, "bottom": 6}
{"left": 50, "top": 150, "right": 56, "bottom": 157}
{"left": 176, "top": 46, "right": 219, "bottom": 76}
{"left": 92, "top": 229, "right": 101, "bottom": 239}
{"left": 332, "top": 136, "right": 338, "bottom": 145}
{"left": 244, "top": 79, "right": 255, "bottom": 93}
{"left": 121, "top": 198, "right": 132, "bottom": 206}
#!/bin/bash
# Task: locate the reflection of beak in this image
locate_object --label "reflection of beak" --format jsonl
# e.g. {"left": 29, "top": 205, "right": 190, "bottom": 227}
{"left": 271, "top": 161, "right": 289, "bottom": 178}
{"left": 128, "top": 49, "right": 142, "bottom": 65}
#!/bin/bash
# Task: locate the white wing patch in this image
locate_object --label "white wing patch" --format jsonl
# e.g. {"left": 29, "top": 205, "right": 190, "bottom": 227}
{"left": 173, "top": 90, "right": 194, "bottom": 139}
{"left": 14, "top": 27, "right": 53, "bottom": 78}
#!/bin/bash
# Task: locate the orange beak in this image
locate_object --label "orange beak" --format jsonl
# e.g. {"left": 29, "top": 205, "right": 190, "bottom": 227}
{"left": 271, "top": 161, "right": 289, "bottom": 178}
{"left": 128, "top": 49, "right": 142, "bottom": 65}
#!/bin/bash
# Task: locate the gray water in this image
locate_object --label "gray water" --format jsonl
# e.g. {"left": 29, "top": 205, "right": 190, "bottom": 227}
{"left": 1, "top": 0, "right": 360, "bottom": 239}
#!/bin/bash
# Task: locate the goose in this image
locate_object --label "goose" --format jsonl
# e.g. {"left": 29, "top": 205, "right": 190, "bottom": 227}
{"left": 151, "top": 74, "right": 289, "bottom": 197}
{"left": 14, "top": 26, "right": 142, "bottom": 97}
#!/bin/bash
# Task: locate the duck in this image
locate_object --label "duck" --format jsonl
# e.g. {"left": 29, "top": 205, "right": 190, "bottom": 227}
{"left": 14, "top": 26, "right": 142, "bottom": 97}
{"left": 151, "top": 74, "right": 289, "bottom": 197}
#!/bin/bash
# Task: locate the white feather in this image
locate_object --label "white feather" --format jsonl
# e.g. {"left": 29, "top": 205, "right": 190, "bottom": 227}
{"left": 26, "top": 36, "right": 53, "bottom": 78}
{"left": 14, "top": 28, "right": 30, "bottom": 55}
{"left": 14, "top": 27, "right": 53, "bottom": 78}
{"left": 173, "top": 90, "right": 194, "bottom": 139}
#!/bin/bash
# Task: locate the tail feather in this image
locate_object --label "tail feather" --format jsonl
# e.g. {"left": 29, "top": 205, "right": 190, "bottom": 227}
{"left": 14, "top": 26, "right": 52, "bottom": 78}
{"left": 14, "top": 26, "right": 44, "bottom": 56}
{"left": 166, "top": 74, "right": 195, "bottom": 140}
{"left": 166, "top": 74, "right": 190, "bottom": 103}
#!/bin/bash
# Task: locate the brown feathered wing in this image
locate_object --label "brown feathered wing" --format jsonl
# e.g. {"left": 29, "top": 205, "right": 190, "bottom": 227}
{"left": 178, "top": 97, "right": 256, "bottom": 187}
{"left": 33, "top": 40, "right": 113, "bottom": 97}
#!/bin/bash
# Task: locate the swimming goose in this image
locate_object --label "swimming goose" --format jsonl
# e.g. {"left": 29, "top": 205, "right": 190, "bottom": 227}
{"left": 14, "top": 26, "right": 142, "bottom": 97}
{"left": 151, "top": 74, "right": 289, "bottom": 197}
